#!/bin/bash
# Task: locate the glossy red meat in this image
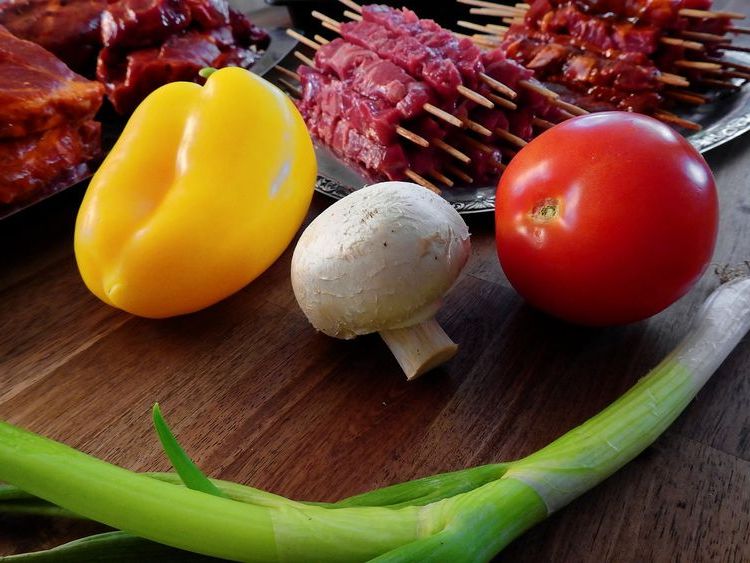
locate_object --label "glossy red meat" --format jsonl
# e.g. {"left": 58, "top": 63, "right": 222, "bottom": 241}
{"left": 315, "top": 39, "right": 433, "bottom": 119}
{"left": 362, "top": 5, "right": 484, "bottom": 88}
{"left": 0, "top": 0, "right": 106, "bottom": 74}
{"left": 101, "top": 0, "right": 192, "bottom": 49}
{"left": 503, "top": 30, "right": 662, "bottom": 112}
{"left": 98, "top": 29, "right": 262, "bottom": 114}
{"left": 186, "top": 0, "right": 229, "bottom": 28}
{"left": 96, "top": 1, "right": 267, "bottom": 114}
{"left": 0, "top": 25, "right": 103, "bottom": 140}
{"left": 339, "top": 19, "right": 462, "bottom": 99}
{"left": 0, "top": 120, "right": 101, "bottom": 204}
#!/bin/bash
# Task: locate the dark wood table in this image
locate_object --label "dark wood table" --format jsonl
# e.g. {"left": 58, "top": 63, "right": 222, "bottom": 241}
{"left": 2, "top": 3, "right": 750, "bottom": 561}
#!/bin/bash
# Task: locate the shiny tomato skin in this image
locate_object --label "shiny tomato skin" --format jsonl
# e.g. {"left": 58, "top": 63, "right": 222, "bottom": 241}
{"left": 495, "top": 112, "right": 718, "bottom": 326}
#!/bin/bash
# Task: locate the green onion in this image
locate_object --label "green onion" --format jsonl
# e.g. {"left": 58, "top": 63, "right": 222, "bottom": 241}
{"left": 0, "top": 531, "right": 223, "bottom": 562}
{"left": 152, "top": 404, "right": 227, "bottom": 498}
{"left": 0, "top": 277, "right": 747, "bottom": 561}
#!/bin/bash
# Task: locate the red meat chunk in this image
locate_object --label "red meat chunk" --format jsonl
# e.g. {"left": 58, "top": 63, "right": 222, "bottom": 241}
{"left": 0, "top": 120, "right": 101, "bottom": 205}
{"left": 101, "top": 0, "right": 192, "bottom": 49}
{"left": 0, "top": 0, "right": 106, "bottom": 74}
{"left": 0, "top": 25, "right": 103, "bottom": 140}
{"left": 98, "top": 30, "right": 263, "bottom": 114}
{"left": 315, "top": 39, "right": 434, "bottom": 119}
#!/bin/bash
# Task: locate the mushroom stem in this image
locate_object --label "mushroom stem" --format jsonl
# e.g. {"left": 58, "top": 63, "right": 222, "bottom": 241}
{"left": 379, "top": 318, "right": 459, "bottom": 380}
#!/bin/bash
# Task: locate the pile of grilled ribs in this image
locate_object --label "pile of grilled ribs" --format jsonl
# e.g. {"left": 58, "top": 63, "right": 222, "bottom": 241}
{"left": 0, "top": 0, "right": 269, "bottom": 205}
{"left": 463, "top": 0, "right": 748, "bottom": 121}
{"left": 288, "top": 1, "right": 746, "bottom": 191}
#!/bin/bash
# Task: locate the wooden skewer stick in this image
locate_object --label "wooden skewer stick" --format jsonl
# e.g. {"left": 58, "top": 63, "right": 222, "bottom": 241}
{"left": 718, "top": 69, "right": 750, "bottom": 80}
{"left": 554, "top": 98, "right": 589, "bottom": 115}
{"left": 405, "top": 169, "right": 441, "bottom": 193}
{"left": 717, "top": 43, "right": 750, "bottom": 53}
{"left": 275, "top": 65, "right": 300, "bottom": 81}
{"left": 679, "top": 8, "right": 745, "bottom": 20}
{"left": 424, "top": 104, "right": 464, "bottom": 128}
{"left": 653, "top": 111, "right": 701, "bottom": 131}
{"left": 663, "top": 90, "right": 709, "bottom": 105}
{"left": 294, "top": 51, "right": 315, "bottom": 67}
{"left": 519, "top": 79, "right": 559, "bottom": 99}
{"left": 479, "top": 72, "right": 517, "bottom": 99}
{"left": 314, "top": 34, "right": 330, "bottom": 45}
{"left": 660, "top": 37, "right": 704, "bottom": 51}
{"left": 472, "top": 33, "right": 502, "bottom": 46}
{"left": 673, "top": 60, "right": 723, "bottom": 71}
{"left": 458, "top": 0, "right": 526, "bottom": 14}
{"left": 486, "top": 23, "right": 510, "bottom": 33}
{"left": 288, "top": 28, "right": 323, "bottom": 51}
{"left": 338, "top": 0, "right": 362, "bottom": 14}
{"left": 427, "top": 169, "right": 455, "bottom": 187}
{"left": 532, "top": 117, "right": 555, "bottom": 130}
{"left": 460, "top": 134, "right": 495, "bottom": 154}
{"left": 680, "top": 30, "right": 728, "bottom": 42}
{"left": 457, "top": 85, "right": 495, "bottom": 108}
{"left": 728, "top": 26, "right": 750, "bottom": 34}
{"left": 457, "top": 20, "right": 496, "bottom": 34}
{"left": 433, "top": 138, "right": 472, "bottom": 164}
{"left": 516, "top": 3, "right": 531, "bottom": 9}
{"left": 658, "top": 72, "right": 691, "bottom": 87}
{"left": 469, "top": 7, "right": 521, "bottom": 17}
{"left": 463, "top": 118, "right": 493, "bottom": 137}
{"left": 312, "top": 10, "right": 341, "bottom": 27}
{"left": 322, "top": 20, "right": 341, "bottom": 33}
{"left": 706, "top": 57, "right": 750, "bottom": 73}
{"left": 396, "top": 127, "right": 430, "bottom": 147}
{"left": 343, "top": 10, "right": 362, "bottom": 21}
{"left": 278, "top": 78, "right": 301, "bottom": 98}
{"left": 460, "top": 33, "right": 499, "bottom": 49}
{"left": 697, "top": 77, "right": 740, "bottom": 89}
{"left": 445, "top": 164, "right": 474, "bottom": 184}
{"left": 486, "top": 92, "right": 518, "bottom": 111}
{"left": 494, "top": 128, "right": 528, "bottom": 148}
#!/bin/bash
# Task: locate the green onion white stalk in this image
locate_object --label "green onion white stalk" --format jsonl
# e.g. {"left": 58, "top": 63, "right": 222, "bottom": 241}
{"left": 1, "top": 277, "right": 748, "bottom": 562}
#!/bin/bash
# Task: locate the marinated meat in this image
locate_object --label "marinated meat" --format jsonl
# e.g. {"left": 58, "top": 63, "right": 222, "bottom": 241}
{"left": 362, "top": 5, "right": 484, "bottom": 88}
{"left": 295, "top": 6, "right": 584, "bottom": 186}
{"left": 298, "top": 65, "right": 409, "bottom": 177}
{"left": 1, "top": 0, "right": 269, "bottom": 113}
{"left": 0, "top": 0, "right": 105, "bottom": 74}
{"left": 503, "top": 30, "right": 663, "bottom": 112}
{"left": 339, "top": 19, "right": 462, "bottom": 99}
{"left": 97, "top": 3, "right": 268, "bottom": 114}
{"left": 101, "top": 0, "right": 192, "bottom": 50}
{"left": 0, "top": 120, "right": 101, "bottom": 204}
{"left": 0, "top": 25, "right": 104, "bottom": 139}
{"left": 314, "top": 39, "right": 434, "bottom": 119}
{"left": 98, "top": 29, "right": 263, "bottom": 114}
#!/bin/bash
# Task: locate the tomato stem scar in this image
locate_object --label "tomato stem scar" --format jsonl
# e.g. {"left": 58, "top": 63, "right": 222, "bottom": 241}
{"left": 531, "top": 198, "right": 559, "bottom": 222}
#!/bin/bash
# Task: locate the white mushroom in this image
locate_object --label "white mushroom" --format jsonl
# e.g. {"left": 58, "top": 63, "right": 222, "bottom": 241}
{"left": 291, "top": 181, "right": 471, "bottom": 380}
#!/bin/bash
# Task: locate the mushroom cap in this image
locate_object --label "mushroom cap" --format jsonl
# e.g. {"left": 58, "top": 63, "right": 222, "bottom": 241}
{"left": 291, "top": 182, "right": 471, "bottom": 339}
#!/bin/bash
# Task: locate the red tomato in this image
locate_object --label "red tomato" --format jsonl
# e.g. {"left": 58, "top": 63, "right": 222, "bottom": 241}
{"left": 495, "top": 112, "right": 718, "bottom": 326}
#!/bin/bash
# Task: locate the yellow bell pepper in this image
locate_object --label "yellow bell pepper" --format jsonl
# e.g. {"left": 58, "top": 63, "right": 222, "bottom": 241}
{"left": 74, "top": 67, "right": 316, "bottom": 318}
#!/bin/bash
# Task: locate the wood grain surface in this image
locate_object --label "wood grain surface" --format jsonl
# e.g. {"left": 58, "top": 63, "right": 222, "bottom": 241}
{"left": 1, "top": 2, "right": 750, "bottom": 561}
